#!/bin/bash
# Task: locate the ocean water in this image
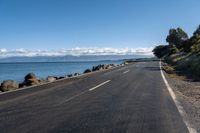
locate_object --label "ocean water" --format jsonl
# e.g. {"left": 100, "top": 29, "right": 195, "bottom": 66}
{"left": 0, "top": 60, "right": 122, "bottom": 83}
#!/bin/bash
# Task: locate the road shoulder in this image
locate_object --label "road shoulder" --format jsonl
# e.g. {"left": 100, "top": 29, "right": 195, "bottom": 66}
{"left": 163, "top": 64, "right": 200, "bottom": 133}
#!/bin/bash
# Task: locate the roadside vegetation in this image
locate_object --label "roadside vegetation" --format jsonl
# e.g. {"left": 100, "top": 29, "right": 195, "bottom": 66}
{"left": 153, "top": 24, "right": 200, "bottom": 80}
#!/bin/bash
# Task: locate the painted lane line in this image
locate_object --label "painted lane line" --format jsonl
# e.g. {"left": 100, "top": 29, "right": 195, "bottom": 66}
{"left": 123, "top": 70, "right": 130, "bottom": 74}
{"left": 89, "top": 80, "right": 111, "bottom": 91}
{"left": 57, "top": 91, "right": 88, "bottom": 106}
{"left": 57, "top": 80, "right": 111, "bottom": 106}
{"left": 159, "top": 60, "right": 197, "bottom": 133}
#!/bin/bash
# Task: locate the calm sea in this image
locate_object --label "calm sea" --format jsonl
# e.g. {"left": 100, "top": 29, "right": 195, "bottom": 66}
{"left": 0, "top": 60, "right": 122, "bottom": 83}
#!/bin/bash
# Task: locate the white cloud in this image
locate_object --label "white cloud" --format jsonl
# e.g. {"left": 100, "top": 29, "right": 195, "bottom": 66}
{"left": 0, "top": 48, "right": 7, "bottom": 53}
{"left": 0, "top": 47, "right": 153, "bottom": 58}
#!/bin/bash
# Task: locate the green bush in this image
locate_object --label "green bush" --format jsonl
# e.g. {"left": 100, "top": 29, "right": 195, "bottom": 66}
{"left": 152, "top": 45, "right": 169, "bottom": 58}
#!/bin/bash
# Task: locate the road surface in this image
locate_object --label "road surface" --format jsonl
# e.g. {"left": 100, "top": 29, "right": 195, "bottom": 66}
{"left": 0, "top": 61, "right": 189, "bottom": 133}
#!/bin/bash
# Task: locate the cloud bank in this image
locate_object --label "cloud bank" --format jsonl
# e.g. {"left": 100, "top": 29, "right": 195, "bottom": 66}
{"left": 0, "top": 47, "right": 153, "bottom": 58}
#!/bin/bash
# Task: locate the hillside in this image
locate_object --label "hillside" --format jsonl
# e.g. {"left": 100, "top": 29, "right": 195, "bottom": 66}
{"left": 153, "top": 25, "right": 200, "bottom": 80}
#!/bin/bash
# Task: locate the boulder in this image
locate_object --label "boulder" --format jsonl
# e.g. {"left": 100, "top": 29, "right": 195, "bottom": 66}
{"left": 25, "top": 78, "right": 40, "bottom": 86}
{"left": 46, "top": 76, "right": 57, "bottom": 82}
{"left": 0, "top": 80, "right": 19, "bottom": 92}
{"left": 105, "top": 64, "right": 113, "bottom": 69}
{"left": 124, "top": 62, "right": 129, "bottom": 65}
{"left": 92, "top": 64, "right": 116, "bottom": 71}
{"left": 74, "top": 73, "right": 80, "bottom": 76}
{"left": 67, "top": 74, "right": 73, "bottom": 77}
{"left": 92, "top": 64, "right": 104, "bottom": 71}
{"left": 57, "top": 76, "right": 65, "bottom": 80}
{"left": 22, "top": 73, "right": 40, "bottom": 86}
{"left": 25, "top": 73, "right": 36, "bottom": 81}
{"left": 84, "top": 69, "right": 91, "bottom": 73}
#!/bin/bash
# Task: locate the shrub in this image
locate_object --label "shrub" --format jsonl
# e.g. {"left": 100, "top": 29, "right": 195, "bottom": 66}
{"left": 152, "top": 45, "right": 169, "bottom": 58}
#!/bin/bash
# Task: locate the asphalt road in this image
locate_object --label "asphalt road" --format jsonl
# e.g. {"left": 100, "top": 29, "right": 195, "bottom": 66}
{"left": 0, "top": 61, "right": 189, "bottom": 133}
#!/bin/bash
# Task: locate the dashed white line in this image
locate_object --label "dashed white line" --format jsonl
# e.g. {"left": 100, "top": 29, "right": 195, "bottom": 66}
{"left": 123, "top": 70, "right": 130, "bottom": 74}
{"left": 160, "top": 60, "right": 197, "bottom": 133}
{"left": 57, "top": 80, "right": 111, "bottom": 105}
{"left": 63, "top": 91, "right": 87, "bottom": 103}
{"left": 89, "top": 80, "right": 111, "bottom": 91}
{"left": 58, "top": 80, "right": 111, "bottom": 105}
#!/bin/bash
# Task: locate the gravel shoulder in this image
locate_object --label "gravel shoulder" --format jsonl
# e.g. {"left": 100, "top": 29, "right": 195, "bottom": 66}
{"left": 164, "top": 71, "right": 200, "bottom": 132}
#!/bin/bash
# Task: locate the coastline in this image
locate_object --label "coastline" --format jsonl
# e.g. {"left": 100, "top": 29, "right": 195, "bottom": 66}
{"left": 0, "top": 60, "right": 123, "bottom": 83}
{"left": 0, "top": 61, "right": 131, "bottom": 93}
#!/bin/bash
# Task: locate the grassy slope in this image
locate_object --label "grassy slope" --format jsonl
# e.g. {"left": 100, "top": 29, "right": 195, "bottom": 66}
{"left": 164, "top": 52, "right": 200, "bottom": 80}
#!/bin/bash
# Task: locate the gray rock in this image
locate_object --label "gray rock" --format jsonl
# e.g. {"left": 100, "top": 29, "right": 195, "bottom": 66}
{"left": 84, "top": 69, "right": 91, "bottom": 73}
{"left": 92, "top": 64, "right": 104, "bottom": 71}
{"left": 0, "top": 80, "right": 19, "bottom": 92}
{"left": 124, "top": 62, "right": 129, "bottom": 65}
{"left": 25, "top": 73, "right": 36, "bottom": 81}
{"left": 105, "top": 64, "right": 113, "bottom": 69}
{"left": 57, "top": 76, "right": 65, "bottom": 80}
{"left": 46, "top": 76, "right": 56, "bottom": 82}
{"left": 74, "top": 73, "right": 80, "bottom": 76}
{"left": 67, "top": 74, "right": 73, "bottom": 77}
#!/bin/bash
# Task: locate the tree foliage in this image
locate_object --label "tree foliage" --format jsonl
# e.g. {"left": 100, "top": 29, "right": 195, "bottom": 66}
{"left": 193, "top": 25, "right": 200, "bottom": 36}
{"left": 152, "top": 45, "right": 169, "bottom": 58}
{"left": 153, "top": 24, "right": 200, "bottom": 58}
{"left": 166, "top": 28, "right": 188, "bottom": 49}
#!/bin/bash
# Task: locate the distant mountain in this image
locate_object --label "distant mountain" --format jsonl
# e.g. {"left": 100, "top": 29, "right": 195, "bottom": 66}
{"left": 0, "top": 55, "right": 152, "bottom": 63}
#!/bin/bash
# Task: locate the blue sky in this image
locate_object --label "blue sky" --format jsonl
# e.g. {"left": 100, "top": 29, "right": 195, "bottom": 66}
{"left": 0, "top": 0, "right": 200, "bottom": 50}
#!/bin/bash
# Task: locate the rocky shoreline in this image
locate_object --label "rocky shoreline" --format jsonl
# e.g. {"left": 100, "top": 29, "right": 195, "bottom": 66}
{"left": 0, "top": 62, "right": 129, "bottom": 93}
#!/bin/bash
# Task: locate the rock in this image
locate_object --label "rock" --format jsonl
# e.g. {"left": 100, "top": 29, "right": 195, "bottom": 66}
{"left": 67, "top": 74, "right": 73, "bottom": 77}
{"left": 57, "top": 76, "right": 65, "bottom": 80}
{"left": 84, "top": 69, "right": 91, "bottom": 73}
{"left": 124, "top": 62, "right": 129, "bottom": 65}
{"left": 46, "top": 76, "right": 56, "bottom": 82}
{"left": 92, "top": 64, "right": 104, "bottom": 71}
{"left": 25, "top": 73, "right": 36, "bottom": 81}
{"left": 91, "top": 64, "right": 116, "bottom": 72}
{"left": 74, "top": 73, "right": 80, "bottom": 76}
{"left": 22, "top": 73, "right": 40, "bottom": 86}
{"left": 0, "top": 80, "right": 19, "bottom": 92}
{"left": 105, "top": 64, "right": 113, "bottom": 69}
{"left": 38, "top": 79, "right": 46, "bottom": 84}
{"left": 25, "top": 78, "right": 40, "bottom": 86}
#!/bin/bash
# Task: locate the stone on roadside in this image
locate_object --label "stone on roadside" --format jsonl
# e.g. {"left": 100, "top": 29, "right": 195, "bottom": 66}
{"left": 0, "top": 80, "right": 19, "bottom": 92}
{"left": 46, "top": 76, "right": 57, "bottom": 82}
{"left": 74, "top": 73, "right": 80, "bottom": 76}
{"left": 67, "top": 74, "right": 73, "bottom": 77}
{"left": 84, "top": 69, "right": 91, "bottom": 73}
{"left": 22, "top": 73, "right": 40, "bottom": 86}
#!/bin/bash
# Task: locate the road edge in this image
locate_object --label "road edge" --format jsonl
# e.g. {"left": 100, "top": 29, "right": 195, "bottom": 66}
{"left": 159, "top": 60, "right": 197, "bottom": 133}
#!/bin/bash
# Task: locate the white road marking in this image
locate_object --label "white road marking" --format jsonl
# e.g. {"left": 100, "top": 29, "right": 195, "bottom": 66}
{"left": 159, "top": 60, "right": 197, "bottom": 133}
{"left": 123, "top": 70, "right": 130, "bottom": 74}
{"left": 57, "top": 91, "right": 88, "bottom": 105}
{"left": 58, "top": 80, "right": 111, "bottom": 105}
{"left": 89, "top": 80, "right": 111, "bottom": 91}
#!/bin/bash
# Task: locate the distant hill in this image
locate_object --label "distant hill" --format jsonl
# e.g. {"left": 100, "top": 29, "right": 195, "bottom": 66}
{"left": 0, "top": 55, "right": 152, "bottom": 63}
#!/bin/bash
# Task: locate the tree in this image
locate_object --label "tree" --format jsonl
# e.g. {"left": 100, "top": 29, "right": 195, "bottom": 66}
{"left": 152, "top": 45, "right": 169, "bottom": 58}
{"left": 193, "top": 25, "right": 200, "bottom": 36}
{"left": 182, "top": 24, "right": 200, "bottom": 52}
{"left": 166, "top": 28, "right": 188, "bottom": 49}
